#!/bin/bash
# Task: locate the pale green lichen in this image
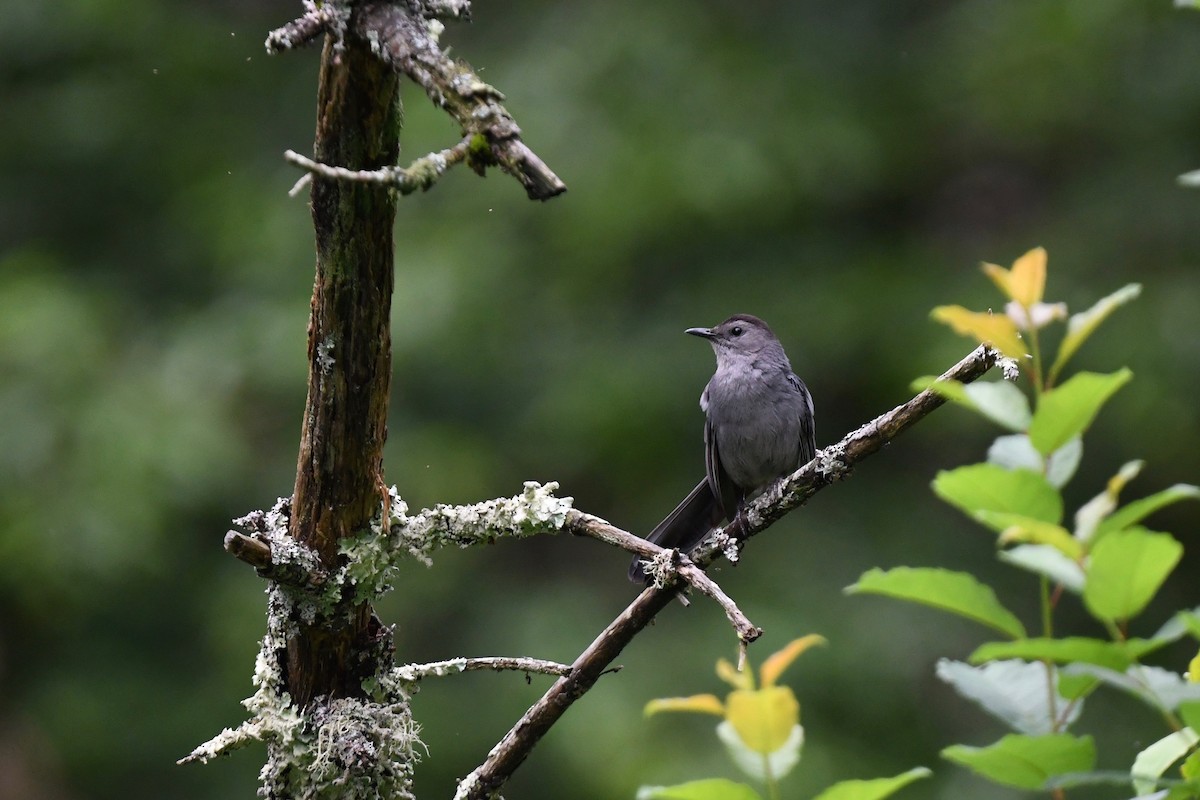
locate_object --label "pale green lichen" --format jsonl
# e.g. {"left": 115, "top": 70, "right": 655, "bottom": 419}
{"left": 186, "top": 482, "right": 570, "bottom": 794}
{"left": 183, "top": 587, "right": 421, "bottom": 800}
{"left": 339, "top": 481, "right": 573, "bottom": 602}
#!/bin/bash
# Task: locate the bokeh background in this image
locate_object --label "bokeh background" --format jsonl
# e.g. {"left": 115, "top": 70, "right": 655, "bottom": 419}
{"left": 3, "top": 1, "right": 1199, "bottom": 798}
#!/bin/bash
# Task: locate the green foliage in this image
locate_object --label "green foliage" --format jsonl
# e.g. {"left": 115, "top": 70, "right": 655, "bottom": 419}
{"left": 847, "top": 567, "right": 1025, "bottom": 639}
{"left": 808, "top": 768, "right": 932, "bottom": 800}
{"left": 639, "top": 779, "right": 764, "bottom": 800}
{"left": 637, "top": 641, "right": 927, "bottom": 800}
{"left": 1027, "top": 369, "right": 1131, "bottom": 455}
{"left": 932, "top": 463, "right": 1062, "bottom": 524}
{"left": 853, "top": 256, "right": 1200, "bottom": 795}
{"left": 941, "top": 734, "right": 1096, "bottom": 790}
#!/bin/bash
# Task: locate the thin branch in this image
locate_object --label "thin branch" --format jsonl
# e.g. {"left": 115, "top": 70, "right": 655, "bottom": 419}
{"left": 455, "top": 345, "right": 999, "bottom": 800}
{"left": 567, "top": 510, "right": 761, "bottom": 642}
{"left": 394, "top": 657, "right": 573, "bottom": 682}
{"left": 284, "top": 139, "right": 472, "bottom": 195}
{"left": 677, "top": 562, "right": 762, "bottom": 644}
{"left": 265, "top": 5, "right": 337, "bottom": 53}
{"left": 354, "top": 3, "right": 567, "bottom": 200}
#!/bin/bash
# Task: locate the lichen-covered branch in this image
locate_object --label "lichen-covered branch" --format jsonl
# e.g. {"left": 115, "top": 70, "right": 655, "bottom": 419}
{"left": 267, "top": 1, "right": 565, "bottom": 200}
{"left": 395, "top": 656, "right": 574, "bottom": 682}
{"left": 455, "top": 345, "right": 999, "bottom": 800}
{"left": 354, "top": 3, "right": 566, "bottom": 200}
{"left": 341, "top": 481, "right": 573, "bottom": 602}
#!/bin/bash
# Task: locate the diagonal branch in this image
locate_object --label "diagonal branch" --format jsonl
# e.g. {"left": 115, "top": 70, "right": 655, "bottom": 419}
{"left": 455, "top": 345, "right": 999, "bottom": 800}
{"left": 353, "top": 3, "right": 566, "bottom": 200}
{"left": 267, "top": 1, "right": 565, "bottom": 200}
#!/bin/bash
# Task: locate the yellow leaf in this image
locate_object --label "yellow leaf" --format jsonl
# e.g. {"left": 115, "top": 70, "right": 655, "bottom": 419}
{"left": 1189, "top": 650, "right": 1200, "bottom": 683}
{"left": 717, "top": 657, "right": 755, "bottom": 690}
{"left": 644, "top": 694, "right": 726, "bottom": 717}
{"left": 931, "top": 305, "right": 1026, "bottom": 360}
{"left": 726, "top": 687, "right": 800, "bottom": 754}
{"left": 994, "top": 519, "right": 1083, "bottom": 560}
{"left": 982, "top": 262, "right": 1014, "bottom": 299}
{"left": 760, "top": 634, "right": 827, "bottom": 688}
{"left": 1009, "top": 247, "right": 1047, "bottom": 307}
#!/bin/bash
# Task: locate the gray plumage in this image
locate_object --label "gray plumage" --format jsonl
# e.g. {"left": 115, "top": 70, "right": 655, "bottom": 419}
{"left": 629, "top": 314, "right": 815, "bottom": 582}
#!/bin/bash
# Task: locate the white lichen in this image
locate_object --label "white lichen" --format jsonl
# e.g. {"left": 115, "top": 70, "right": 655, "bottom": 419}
{"left": 814, "top": 445, "right": 848, "bottom": 479}
{"left": 187, "top": 483, "right": 571, "bottom": 793}
{"left": 317, "top": 336, "right": 336, "bottom": 374}
{"left": 996, "top": 353, "right": 1022, "bottom": 381}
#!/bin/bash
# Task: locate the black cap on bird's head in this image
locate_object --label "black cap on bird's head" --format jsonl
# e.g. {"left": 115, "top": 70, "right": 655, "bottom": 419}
{"left": 686, "top": 314, "right": 780, "bottom": 355}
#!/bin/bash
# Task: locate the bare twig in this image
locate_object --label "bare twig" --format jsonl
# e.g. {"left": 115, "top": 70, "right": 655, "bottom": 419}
{"left": 224, "top": 530, "right": 272, "bottom": 570}
{"left": 395, "top": 656, "right": 573, "bottom": 682}
{"left": 678, "top": 562, "right": 762, "bottom": 644}
{"left": 284, "top": 139, "right": 472, "bottom": 195}
{"left": 455, "top": 345, "right": 999, "bottom": 800}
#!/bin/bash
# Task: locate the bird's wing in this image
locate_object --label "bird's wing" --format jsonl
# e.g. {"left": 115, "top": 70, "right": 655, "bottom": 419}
{"left": 704, "top": 415, "right": 739, "bottom": 520}
{"left": 788, "top": 372, "right": 817, "bottom": 464}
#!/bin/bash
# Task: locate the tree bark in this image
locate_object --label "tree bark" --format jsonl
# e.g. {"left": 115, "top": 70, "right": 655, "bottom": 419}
{"left": 286, "top": 32, "right": 400, "bottom": 707}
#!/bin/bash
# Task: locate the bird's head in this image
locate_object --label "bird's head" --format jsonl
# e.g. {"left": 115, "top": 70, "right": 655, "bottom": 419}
{"left": 686, "top": 314, "right": 781, "bottom": 357}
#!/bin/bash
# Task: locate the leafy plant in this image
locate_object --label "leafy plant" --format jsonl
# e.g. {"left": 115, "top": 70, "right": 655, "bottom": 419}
{"left": 849, "top": 248, "right": 1200, "bottom": 797}
{"left": 639, "top": 636, "right": 929, "bottom": 800}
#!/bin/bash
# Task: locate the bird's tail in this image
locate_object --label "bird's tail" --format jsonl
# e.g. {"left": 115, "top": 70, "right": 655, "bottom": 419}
{"left": 628, "top": 479, "right": 722, "bottom": 583}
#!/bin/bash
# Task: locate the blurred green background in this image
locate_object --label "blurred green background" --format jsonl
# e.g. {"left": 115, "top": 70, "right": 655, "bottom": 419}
{"left": 2, "top": 1, "right": 1198, "bottom": 798}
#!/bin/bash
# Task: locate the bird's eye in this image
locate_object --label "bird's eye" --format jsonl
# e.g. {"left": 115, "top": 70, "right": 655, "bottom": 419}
{"left": 730, "top": 326, "right": 743, "bottom": 336}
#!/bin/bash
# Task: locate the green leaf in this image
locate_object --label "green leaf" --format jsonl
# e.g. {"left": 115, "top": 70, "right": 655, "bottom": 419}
{"left": 1049, "top": 284, "right": 1141, "bottom": 381}
{"left": 998, "top": 544, "right": 1085, "bottom": 593}
{"left": 942, "top": 733, "right": 1096, "bottom": 790}
{"left": 963, "top": 381, "right": 1032, "bottom": 431}
{"left": 1156, "top": 609, "right": 1200, "bottom": 647}
{"left": 639, "top": 781, "right": 762, "bottom": 800}
{"left": 1178, "top": 701, "right": 1200, "bottom": 733}
{"left": 1182, "top": 749, "right": 1200, "bottom": 782}
{"left": 1045, "top": 437, "right": 1083, "bottom": 489}
{"left": 918, "top": 379, "right": 1031, "bottom": 431}
{"left": 970, "top": 638, "right": 1134, "bottom": 671}
{"left": 986, "top": 434, "right": 1042, "bottom": 472}
{"left": 1152, "top": 609, "right": 1200, "bottom": 646}
{"left": 933, "top": 464, "right": 1062, "bottom": 524}
{"left": 936, "top": 659, "right": 1080, "bottom": 735}
{"left": 1065, "top": 664, "right": 1200, "bottom": 712}
{"left": 1028, "top": 369, "right": 1132, "bottom": 455}
{"left": 1096, "top": 484, "right": 1200, "bottom": 537}
{"left": 1074, "top": 460, "right": 1145, "bottom": 543}
{"left": 847, "top": 567, "right": 1025, "bottom": 638}
{"left": 639, "top": 779, "right": 764, "bottom": 800}
{"left": 977, "top": 512, "right": 1081, "bottom": 559}
{"left": 1057, "top": 671, "right": 1101, "bottom": 702}
{"left": 1083, "top": 528, "right": 1183, "bottom": 623}
{"left": 1133, "top": 729, "right": 1200, "bottom": 796}
{"left": 811, "top": 767, "right": 933, "bottom": 800}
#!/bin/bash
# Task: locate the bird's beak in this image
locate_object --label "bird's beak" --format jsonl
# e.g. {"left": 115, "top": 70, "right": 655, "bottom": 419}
{"left": 685, "top": 326, "right": 716, "bottom": 339}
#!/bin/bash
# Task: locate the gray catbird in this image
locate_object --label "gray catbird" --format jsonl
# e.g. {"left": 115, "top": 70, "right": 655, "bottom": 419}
{"left": 629, "top": 314, "right": 815, "bottom": 583}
